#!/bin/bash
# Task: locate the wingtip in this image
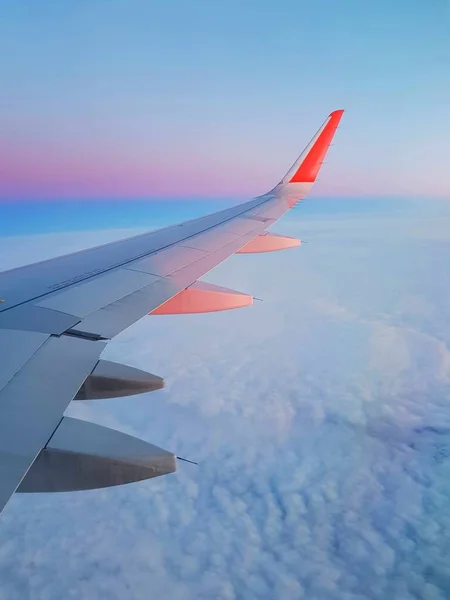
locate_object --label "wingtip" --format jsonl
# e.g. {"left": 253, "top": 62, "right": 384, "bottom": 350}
{"left": 330, "top": 109, "right": 345, "bottom": 116}
{"left": 287, "top": 109, "right": 344, "bottom": 184}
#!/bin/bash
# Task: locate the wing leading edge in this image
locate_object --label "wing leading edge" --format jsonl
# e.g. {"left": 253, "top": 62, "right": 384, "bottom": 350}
{"left": 0, "top": 109, "right": 344, "bottom": 515}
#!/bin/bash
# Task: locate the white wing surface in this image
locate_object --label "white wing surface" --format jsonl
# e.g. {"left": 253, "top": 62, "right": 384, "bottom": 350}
{"left": 0, "top": 110, "right": 344, "bottom": 515}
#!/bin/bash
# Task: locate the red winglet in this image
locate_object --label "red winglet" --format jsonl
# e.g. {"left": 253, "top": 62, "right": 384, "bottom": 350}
{"left": 289, "top": 109, "right": 344, "bottom": 184}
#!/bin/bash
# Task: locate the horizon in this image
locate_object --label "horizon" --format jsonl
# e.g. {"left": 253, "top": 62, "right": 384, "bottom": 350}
{"left": 2, "top": 196, "right": 446, "bottom": 239}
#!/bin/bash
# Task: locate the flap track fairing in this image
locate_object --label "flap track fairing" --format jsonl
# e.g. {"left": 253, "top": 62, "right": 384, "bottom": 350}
{"left": 74, "top": 359, "right": 164, "bottom": 400}
{"left": 237, "top": 232, "right": 301, "bottom": 254}
{"left": 149, "top": 281, "right": 253, "bottom": 315}
{"left": 18, "top": 417, "right": 176, "bottom": 493}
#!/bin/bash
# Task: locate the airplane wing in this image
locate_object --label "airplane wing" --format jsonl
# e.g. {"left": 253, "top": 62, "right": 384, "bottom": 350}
{"left": 0, "top": 109, "right": 344, "bottom": 515}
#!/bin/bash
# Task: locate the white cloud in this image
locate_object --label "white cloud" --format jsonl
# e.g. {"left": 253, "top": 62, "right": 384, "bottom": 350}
{"left": 2, "top": 204, "right": 450, "bottom": 599}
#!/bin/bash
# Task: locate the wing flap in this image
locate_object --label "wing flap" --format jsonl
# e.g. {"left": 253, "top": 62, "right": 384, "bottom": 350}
{"left": 36, "top": 269, "right": 158, "bottom": 319}
{"left": 69, "top": 277, "right": 179, "bottom": 339}
{"left": 0, "top": 329, "right": 50, "bottom": 391}
{"left": 0, "top": 304, "right": 80, "bottom": 335}
{"left": 0, "top": 335, "right": 105, "bottom": 513}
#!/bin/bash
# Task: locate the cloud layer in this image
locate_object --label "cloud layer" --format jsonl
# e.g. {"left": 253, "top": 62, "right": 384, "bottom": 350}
{"left": 1, "top": 201, "right": 450, "bottom": 599}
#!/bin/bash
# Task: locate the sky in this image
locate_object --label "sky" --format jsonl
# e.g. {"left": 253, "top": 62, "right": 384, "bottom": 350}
{"left": 2, "top": 200, "right": 450, "bottom": 599}
{"left": 1, "top": 0, "right": 450, "bottom": 202}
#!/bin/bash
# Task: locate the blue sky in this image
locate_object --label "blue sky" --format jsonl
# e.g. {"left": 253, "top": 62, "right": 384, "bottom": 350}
{"left": 1, "top": 0, "right": 449, "bottom": 200}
